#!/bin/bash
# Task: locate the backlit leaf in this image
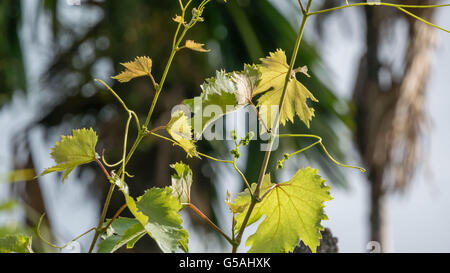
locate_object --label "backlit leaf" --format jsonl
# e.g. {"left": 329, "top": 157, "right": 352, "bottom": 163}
{"left": 39, "top": 128, "right": 98, "bottom": 183}
{"left": 185, "top": 40, "right": 210, "bottom": 52}
{"left": 167, "top": 111, "right": 199, "bottom": 158}
{"left": 254, "top": 49, "right": 318, "bottom": 129}
{"left": 112, "top": 56, "right": 153, "bottom": 83}
{"left": 234, "top": 168, "right": 332, "bottom": 253}
{"left": 173, "top": 15, "right": 185, "bottom": 24}
{"left": 122, "top": 187, "right": 189, "bottom": 253}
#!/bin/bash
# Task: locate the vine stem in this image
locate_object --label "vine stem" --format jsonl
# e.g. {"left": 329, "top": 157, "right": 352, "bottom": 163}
{"left": 199, "top": 152, "right": 234, "bottom": 164}
{"left": 187, "top": 203, "right": 234, "bottom": 245}
{"left": 37, "top": 213, "right": 96, "bottom": 251}
{"left": 88, "top": 183, "right": 115, "bottom": 253}
{"left": 397, "top": 7, "right": 450, "bottom": 34}
{"left": 95, "top": 157, "right": 111, "bottom": 179}
{"left": 143, "top": 1, "right": 205, "bottom": 129}
{"left": 150, "top": 130, "right": 253, "bottom": 196}
{"left": 117, "top": 3, "right": 206, "bottom": 176}
{"left": 249, "top": 100, "right": 270, "bottom": 133}
{"left": 149, "top": 131, "right": 253, "bottom": 195}
{"left": 102, "top": 203, "right": 128, "bottom": 232}
{"left": 277, "top": 134, "right": 366, "bottom": 172}
{"left": 95, "top": 79, "right": 140, "bottom": 130}
{"left": 309, "top": 2, "right": 450, "bottom": 33}
{"left": 89, "top": 111, "right": 133, "bottom": 252}
{"left": 88, "top": 158, "right": 114, "bottom": 253}
{"left": 232, "top": 0, "right": 313, "bottom": 253}
{"left": 308, "top": 2, "right": 450, "bottom": 16}
{"left": 298, "top": 0, "right": 306, "bottom": 14}
{"left": 233, "top": 160, "right": 253, "bottom": 198}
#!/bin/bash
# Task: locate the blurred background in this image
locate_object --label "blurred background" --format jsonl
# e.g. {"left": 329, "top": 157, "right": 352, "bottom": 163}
{"left": 0, "top": 0, "right": 449, "bottom": 253}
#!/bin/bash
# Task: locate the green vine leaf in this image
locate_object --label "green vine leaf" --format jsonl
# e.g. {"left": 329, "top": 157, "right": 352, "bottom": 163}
{"left": 167, "top": 111, "right": 199, "bottom": 158}
{"left": 170, "top": 162, "right": 193, "bottom": 205}
{"left": 254, "top": 49, "right": 318, "bottom": 128}
{"left": 98, "top": 217, "right": 145, "bottom": 253}
{"left": 112, "top": 56, "right": 153, "bottom": 83}
{"left": 184, "top": 65, "right": 260, "bottom": 135}
{"left": 122, "top": 187, "right": 189, "bottom": 253}
{"left": 39, "top": 128, "right": 98, "bottom": 183}
{"left": 0, "top": 234, "right": 33, "bottom": 253}
{"left": 234, "top": 168, "right": 332, "bottom": 253}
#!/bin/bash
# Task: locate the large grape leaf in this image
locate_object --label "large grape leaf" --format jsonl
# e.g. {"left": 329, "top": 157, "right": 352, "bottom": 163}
{"left": 112, "top": 56, "right": 153, "bottom": 83}
{"left": 39, "top": 128, "right": 98, "bottom": 182}
{"left": 98, "top": 217, "right": 146, "bottom": 253}
{"left": 0, "top": 235, "right": 33, "bottom": 253}
{"left": 170, "top": 162, "right": 193, "bottom": 205}
{"left": 122, "top": 187, "right": 189, "bottom": 253}
{"left": 184, "top": 65, "right": 260, "bottom": 136}
{"left": 167, "top": 111, "right": 199, "bottom": 158}
{"left": 254, "top": 49, "right": 318, "bottom": 129}
{"left": 234, "top": 168, "right": 332, "bottom": 253}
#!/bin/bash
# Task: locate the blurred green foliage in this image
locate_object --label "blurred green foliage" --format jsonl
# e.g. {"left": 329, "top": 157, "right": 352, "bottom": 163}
{"left": 0, "top": 0, "right": 25, "bottom": 104}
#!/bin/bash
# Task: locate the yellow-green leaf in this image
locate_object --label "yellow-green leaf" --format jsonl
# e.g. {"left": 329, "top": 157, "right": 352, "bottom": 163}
{"left": 98, "top": 217, "right": 145, "bottom": 253}
{"left": 234, "top": 168, "right": 332, "bottom": 253}
{"left": 185, "top": 40, "right": 210, "bottom": 53}
{"left": 112, "top": 56, "right": 152, "bottom": 83}
{"left": 167, "top": 111, "right": 199, "bottom": 158}
{"left": 173, "top": 15, "right": 185, "bottom": 24}
{"left": 39, "top": 128, "right": 98, "bottom": 182}
{"left": 122, "top": 187, "right": 189, "bottom": 253}
{"left": 254, "top": 49, "right": 318, "bottom": 128}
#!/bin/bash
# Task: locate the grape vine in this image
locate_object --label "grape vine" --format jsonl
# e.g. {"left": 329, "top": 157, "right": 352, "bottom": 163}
{"left": 2, "top": 0, "right": 449, "bottom": 254}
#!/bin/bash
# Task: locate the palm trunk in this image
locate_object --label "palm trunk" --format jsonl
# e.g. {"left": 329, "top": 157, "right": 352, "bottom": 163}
{"left": 369, "top": 175, "right": 385, "bottom": 250}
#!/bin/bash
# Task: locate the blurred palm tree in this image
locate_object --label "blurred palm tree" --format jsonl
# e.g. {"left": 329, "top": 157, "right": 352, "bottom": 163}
{"left": 1, "top": 0, "right": 352, "bottom": 252}
{"left": 315, "top": 0, "right": 438, "bottom": 250}
{"left": 355, "top": 1, "right": 437, "bottom": 250}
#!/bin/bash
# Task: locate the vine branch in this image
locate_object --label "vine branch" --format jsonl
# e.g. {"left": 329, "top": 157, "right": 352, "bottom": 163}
{"left": 102, "top": 203, "right": 128, "bottom": 233}
{"left": 187, "top": 203, "right": 234, "bottom": 245}
{"left": 277, "top": 134, "right": 366, "bottom": 172}
{"left": 37, "top": 214, "right": 96, "bottom": 251}
{"left": 308, "top": 2, "right": 450, "bottom": 33}
{"left": 88, "top": 158, "right": 114, "bottom": 253}
{"left": 309, "top": 2, "right": 450, "bottom": 16}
